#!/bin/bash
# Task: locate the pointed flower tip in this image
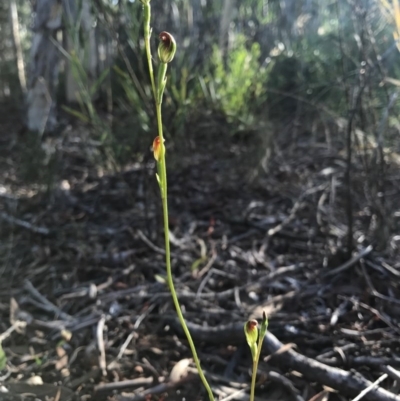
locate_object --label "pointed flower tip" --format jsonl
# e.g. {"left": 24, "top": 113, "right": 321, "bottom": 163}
{"left": 152, "top": 136, "right": 165, "bottom": 162}
{"left": 158, "top": 31, "right": 176, "bottom": 64}
{"left": 260, "top": 311, "right": 268, "bottom": 339}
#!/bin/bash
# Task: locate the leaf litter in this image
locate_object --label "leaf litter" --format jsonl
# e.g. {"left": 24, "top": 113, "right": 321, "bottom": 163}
{"left": 0, "top": 121, "right": 400, "bottom": 401}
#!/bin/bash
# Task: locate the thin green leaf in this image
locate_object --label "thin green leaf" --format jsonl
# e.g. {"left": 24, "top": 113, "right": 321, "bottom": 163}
{"left": 62, "top": 105, "right": 91, "bottom": 123}
{"left": 0, "top": 342, "right": 7, "bottom": 370}
{"left": 90, "top": 68, "right": 110, "bottom": 97}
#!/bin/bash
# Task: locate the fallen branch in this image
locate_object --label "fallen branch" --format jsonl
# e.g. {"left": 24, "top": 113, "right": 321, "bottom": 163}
{"left": 95, "top": 377, "right": 154, "bottom": 393}
{"left": 0, "top": 212, "right": 50, "bottom": 235}
{"left": 24, "top": 280, "right": 72, "bottom": 321}
{"left": 351, "top": 374, "right": 388, "bottom": 401}
{"left": 170, "top": 320, "right": 400, "bottom": 401}
{"left": 323, "top": 245, "right": 373, "bottom": 278}
{"left": 115, "top": 373, "right": 196, "bottom": 401}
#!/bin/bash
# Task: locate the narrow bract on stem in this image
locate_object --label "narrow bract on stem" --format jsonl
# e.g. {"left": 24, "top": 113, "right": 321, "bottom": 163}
{"left": 152, "top": 136, "right": 164, "bottom": 162}
{"left": 259, "top": 311, "right": 268, "bottom": 340}
{"left": 140, "top": 4, "right": 215, "bottom": 401}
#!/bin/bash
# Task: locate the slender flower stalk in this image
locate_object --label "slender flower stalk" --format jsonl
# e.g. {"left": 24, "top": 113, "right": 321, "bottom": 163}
{"left": 141, "top": 4, "right": 215, "bottom": 401}
{"left": 140, "top": 0, "right": 156, "bottom": 100}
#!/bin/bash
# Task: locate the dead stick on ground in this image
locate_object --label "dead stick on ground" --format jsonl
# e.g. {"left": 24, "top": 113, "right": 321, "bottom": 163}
{"left": 0, "top": 212, "right": 50, "bottom": 235}
{"left": 136, "top": 229, "right": 166, "bottom": 255}
{"left": 0, "top": 321, "right": 26, "bottom": 342}
{"left": 323, "top": 245, "right": 373, "bottom": 278}
{"left": 97, "top": 315, "right": 107, "bottom": 376}
{"left": 351, "top": 374, "right": 388, "bottom": 401}
{"left": 95, "top": 377, "right": 154, "bottom": 393}
{"left": 381, "top": 366, "right": 400, "bottom": 382}
{"left": 218, "top": 388, "right": 248, "bottom": 401}
{"left": 116, "top": 374, "right": 196, "bottom": 401}
{"left": 24, "top": 280, "right": 72, "bottom": 321}
{"left": 170, "top": 320, "right": 400, "bottom": 401}
{"left": 136, "top": 229, "right": 179, "bottom": 258}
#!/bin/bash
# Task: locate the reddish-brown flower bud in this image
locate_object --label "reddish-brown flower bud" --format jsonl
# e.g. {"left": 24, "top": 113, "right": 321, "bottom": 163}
{"left": 158, "top": 32, "right": 176, "bottom": 64}
{"left": 245, "top": 320, "right": 258, "bottom": 335}
{"left": 244, "top": 319, "right": 259, "bottom": 360}
{"left": 152, "top": 136, "right": 165, "bottom": 162}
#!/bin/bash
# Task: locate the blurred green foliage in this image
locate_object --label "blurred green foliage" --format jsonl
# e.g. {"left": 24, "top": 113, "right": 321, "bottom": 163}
{"left": 1, "top": 0, "right": 400, "bottom": 160}
{"left": 209, "top": 35, "right": 272, "bottom": 126}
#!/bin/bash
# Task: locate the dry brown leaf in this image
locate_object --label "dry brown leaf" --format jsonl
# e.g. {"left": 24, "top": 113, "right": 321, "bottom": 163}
{"left": 25, "top": 376, "right": 43, "bottom": 385}
{"left": 9, "top": 298, "right": 18, "bottom": 326}
{"left": 169, "top": 358, "right": 192, "bottom": 382}
{"left": 55, "top": 346, "right": 69, "bottom": 371}
{"left": 9, "top": 297, "right": 31, "bottom": 334}
{"left": 264, "top": 343, "right": 297, "bottom": 362}
{"left": 308, "top": 390, "right": 330, "bottom": 401}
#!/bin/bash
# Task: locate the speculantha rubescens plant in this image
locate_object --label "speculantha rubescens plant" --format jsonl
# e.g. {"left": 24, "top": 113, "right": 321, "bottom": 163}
{"left": 139, "top": 1, "right": 214, "bottom": 400}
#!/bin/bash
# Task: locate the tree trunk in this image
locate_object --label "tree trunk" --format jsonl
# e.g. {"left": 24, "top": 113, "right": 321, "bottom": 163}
{"left": 27, "top": 0, "right": 62, "bottom": 133}
{"left": 64, "top": 0, "right": 98, "bottom": 104}
{"left": 219, "top": 0, "right": 236, "bottom": 58}
{"left": 9, "top": 0, "right": 26, "bottom": 95}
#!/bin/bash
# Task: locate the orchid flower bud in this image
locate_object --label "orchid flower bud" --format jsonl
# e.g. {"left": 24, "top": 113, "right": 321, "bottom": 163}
{"left": 244, "top": 319, "right": 258, "bottom": 361}
{"left": 158, "top": 32, "right": 176, "bottom": 64}
{"left": 152, "top": 136, "right": 165, "bottom": 162}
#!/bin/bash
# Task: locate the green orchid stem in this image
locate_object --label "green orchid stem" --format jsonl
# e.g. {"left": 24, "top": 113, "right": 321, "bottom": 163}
{"left": 250, "top": 334, "right": 265, "bottom": 401}
{"left": 141, "top": 4, "right": 214, "bottom": 401}
{"left": 157, "top": 63, "right": 167, "bottom": 105}
{"left": 142, "top": 2, "right": 157, "bottom": 100}
{"left": 250, "top": 358, "right": 257, "bottom": 401}
{"left": 155, "top": 89, "right": 215, "bottom": 401}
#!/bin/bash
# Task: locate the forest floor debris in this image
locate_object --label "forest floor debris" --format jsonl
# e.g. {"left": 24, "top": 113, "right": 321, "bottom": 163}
{"left": 1, "top": 118, "right": 400, "bottom": 401}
